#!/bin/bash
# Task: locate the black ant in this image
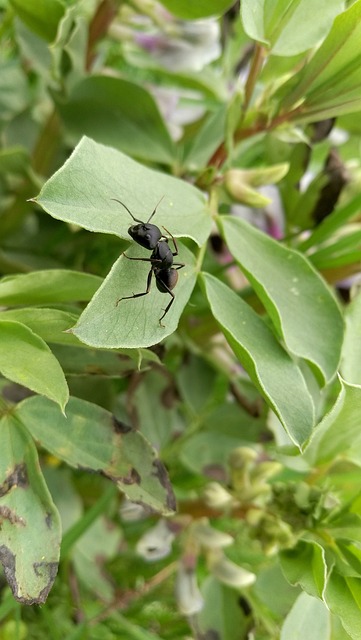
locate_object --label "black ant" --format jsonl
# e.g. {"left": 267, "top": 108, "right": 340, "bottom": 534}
{"left": 112, "top": 197, "right": 184, "bottom": 326}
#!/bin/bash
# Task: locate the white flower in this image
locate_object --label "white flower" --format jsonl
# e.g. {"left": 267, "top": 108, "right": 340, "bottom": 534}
{"left": 175, "top": 563, "right": 204, "bottom": 616}
{"left": 136, "top": 519, "right": 175, "bottom": 561}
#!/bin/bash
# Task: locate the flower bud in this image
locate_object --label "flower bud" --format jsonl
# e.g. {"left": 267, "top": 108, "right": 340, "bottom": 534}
{"left": 208, "top": 550, "right": 256, "bottom": 588}
{"left": 192, "top": 518, "right": 233, "bottom": 549}
{"left": 120, "top": 499, "right": 147, "bottom": 522}
{"left": 224, "top": 164, "right": 289, "bottom": 206}
{"left": 203, "top": 482, "right": 234, "bottom": 509}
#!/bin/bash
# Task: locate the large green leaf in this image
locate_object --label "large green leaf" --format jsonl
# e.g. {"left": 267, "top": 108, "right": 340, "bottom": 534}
{"left": 9, "top": 0, "right": 65, "bottom": 41}
{"left": 16, "top": 396, "right": 176, "bottom": 515}
{"left": 241, "top": 0, "right": 343, "bottom": 56}
{"left": 280, "top": 592, "right": 330, "bottom": 640}
{"left": 201, "top": 273, "right": 315, "bottom": 447}
{"left": 0, "top": 270, "right": 102, "bottom": 305}
{"left": 35, "top": 137, "right": 210, "bottom": 247}
{"left": 0, "top": 320, "right": 68, "bottom": 411}
{"left": 55, "top": 77, "right": 176, "bottom": 165}
{"left": 158, "top": 0, "right": 235, "bottom": 19}
{"left": 72, "top": 241, "right": 197, "bottom": 348}
{"left": 0, "top": 415, "right": 61, "bottom": 604}
{"left": 220, "top": 216, "right": 343, "bottom": 385}
{"left": 324, "top": 570, "right": 361, "bottom": 640}
{"left": 277, "top": 0, "right": 361, "bottom": 121}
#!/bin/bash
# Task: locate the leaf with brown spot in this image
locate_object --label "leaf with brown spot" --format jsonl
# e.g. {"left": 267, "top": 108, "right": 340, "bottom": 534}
{"left": 15, "top": 395, "right": 176, "bottom": 515}
{"left": 0, "top": 415, "right": 61, "bottom": 604}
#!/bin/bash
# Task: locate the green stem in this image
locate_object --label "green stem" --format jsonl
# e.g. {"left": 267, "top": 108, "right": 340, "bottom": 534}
{"left": 31, "top": 109, "right": 62, "bottom": 177}
{"left": 243, "top": 43, "right": 266, "bottom": 115}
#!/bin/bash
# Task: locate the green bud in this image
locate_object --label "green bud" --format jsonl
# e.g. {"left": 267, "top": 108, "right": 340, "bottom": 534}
{"left": 203, "top": 482, "right": 234, "bottom": 509}
{"left": 224, "top": 164, "right": 289, "bottom": 205}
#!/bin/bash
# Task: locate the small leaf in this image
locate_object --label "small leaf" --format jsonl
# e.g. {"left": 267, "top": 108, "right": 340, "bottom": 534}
{"left": 55, "top": 77, "right": 176, "bottom": 165}
{"left": 0, "top": 320, "right": 69, "bottom": 411}
{"left": 241, "top": 0, "right": 344, "bottom": 56}
{"left": 305, "top": 378, "right": 361, "bottom": 466}
{"left": 73, "top": 242, "right": 197, "bottom": 349}
{"left": 16, "top": 395, "right": 176, "bottom": 515}
{"left": 9, "top": 0, "right": 65, "bottom": 41}
{"left": 0, "top": 269, "right": 102, "bottom": 305}
{"left": 342, "top": 290, "right": 361, "bottom": 385}
{"left": 280, "top": 540, "right": 327, "bottom": 599}
{"left": 220, "top": 216, "right": 343, "bottom": 385}
{"left": 0, "top": 415, "right": 61, "bottom": 604}
{"left": 35, "top": 137, "right": 210, "bottom": 247}
{"left": 201, "top": 273, "right": 315, "bottom": 447}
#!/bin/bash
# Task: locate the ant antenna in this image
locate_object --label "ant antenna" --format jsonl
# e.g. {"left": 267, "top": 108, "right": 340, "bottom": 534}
{"left": 146, "top": 195, "right": 165, "bottom": 223}
{"left": 111, "top": 198, "right": 144, "bottom": 224}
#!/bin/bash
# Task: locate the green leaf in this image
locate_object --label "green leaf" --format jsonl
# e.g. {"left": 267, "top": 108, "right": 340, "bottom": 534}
{"left": 0, "top": 320, "right": 68, "bottom": 411}
{"left": 9, "top": 0, "right": 65, "bottom": 42}
{"left": 55, "top": 76, "right": 176, "bottom": 165}
{"left": 241, "top": 0, "right": 344, "bottom": 56}
{"left": 278, "top": 0, "right": 361, "bottom": 121}
{"left": 0, "top": 60, "right": 29, "bottom": 122}
{"left": 72, "top": 241, "right": 197, "bottom": 349}
{"left": 1, "top": 308, "right": 80, "bottom": 346}
{"left": 35, "top": 137, "right": 210, "bottom": 247}
{"left": 16, "top": 395, "right": 176, "bottom": 515}
{"left": 0, "top": 415, "right": 61, "bottom": 604}
{"left": 342, "top": 290, "right": 361, "bottom": 385}
{"left": 298, "top": 193, "right": 361, "bottom": 252}
{"left": 324, "top": 569, "right": 361, "bottom": 640}
{"left": 182, "top": 106, "right": 227, "bottom": 170}
{"left": 198, "top": 576, "right": 249, "bottom": 640}
{"left": 201, "top": 273, "right": 315, "bottom": 447}
{"left": 158, "top": 0, "right": 235, "bottom": 19}
{"left": 305, "top": 378, "right": 361, "bottom": 466}
{"left": 0, "top": 270, "right": 102, "bottom": 305}
{"left": 281, "top": 592, "right": 330, "bottom": 640}
{"left": 280, "top": 540, "right": 327, "bottom": 599}
{"left": 220, "top": 216, "right": 343, "bottom": 385}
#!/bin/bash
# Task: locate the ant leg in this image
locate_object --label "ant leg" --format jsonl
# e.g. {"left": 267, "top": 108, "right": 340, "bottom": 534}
{"left": 123, "top": 254, "right": 163, "bottom": 265}
{"left": 116, "top": 268, "right": 153, "bottom": 307}
{"left": 162, "top": 226, "right": 179, "bottom": 257}
{"left": 159, "top": 291, "right": 175, "bottom": 327}
{"left": 173, "top": 262, "right": 185, "bottom": 270}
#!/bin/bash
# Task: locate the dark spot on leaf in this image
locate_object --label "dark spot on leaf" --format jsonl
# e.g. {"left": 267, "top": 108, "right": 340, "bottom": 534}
{"left": 45, "top": 512, "right": 53, "bottom": 529}
{"left": 0, "top": 506, "right": 26, "bottom": 526}
{"left": 112, "top": 416, "right": 133, "bottom": 434}
{"left": 0, "top": 463, "right": 29, "bottom": 497}
{"left": 0, "top": 546, "right": 58, "bottom": 604}
{"left": 122, "top": 467, "right": 141, "bottom": 485}
{"left": 238, "top": 595, "right": 252, "bottom": 615}
{"left": 152, "top": 459, "right": 176, "bottom": 512}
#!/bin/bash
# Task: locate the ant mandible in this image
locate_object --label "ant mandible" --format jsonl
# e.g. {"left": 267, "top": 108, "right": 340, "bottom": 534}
{"left": 111, "top": 197, "right": 185, "bottom": 327}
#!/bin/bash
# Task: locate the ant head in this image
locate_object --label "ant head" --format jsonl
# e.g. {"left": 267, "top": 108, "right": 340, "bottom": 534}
{"left": 112, "top": 196, "right": 164, "bottom": 250}
{"left": 128, "top": 222, "right": 162, "bottom": 249}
